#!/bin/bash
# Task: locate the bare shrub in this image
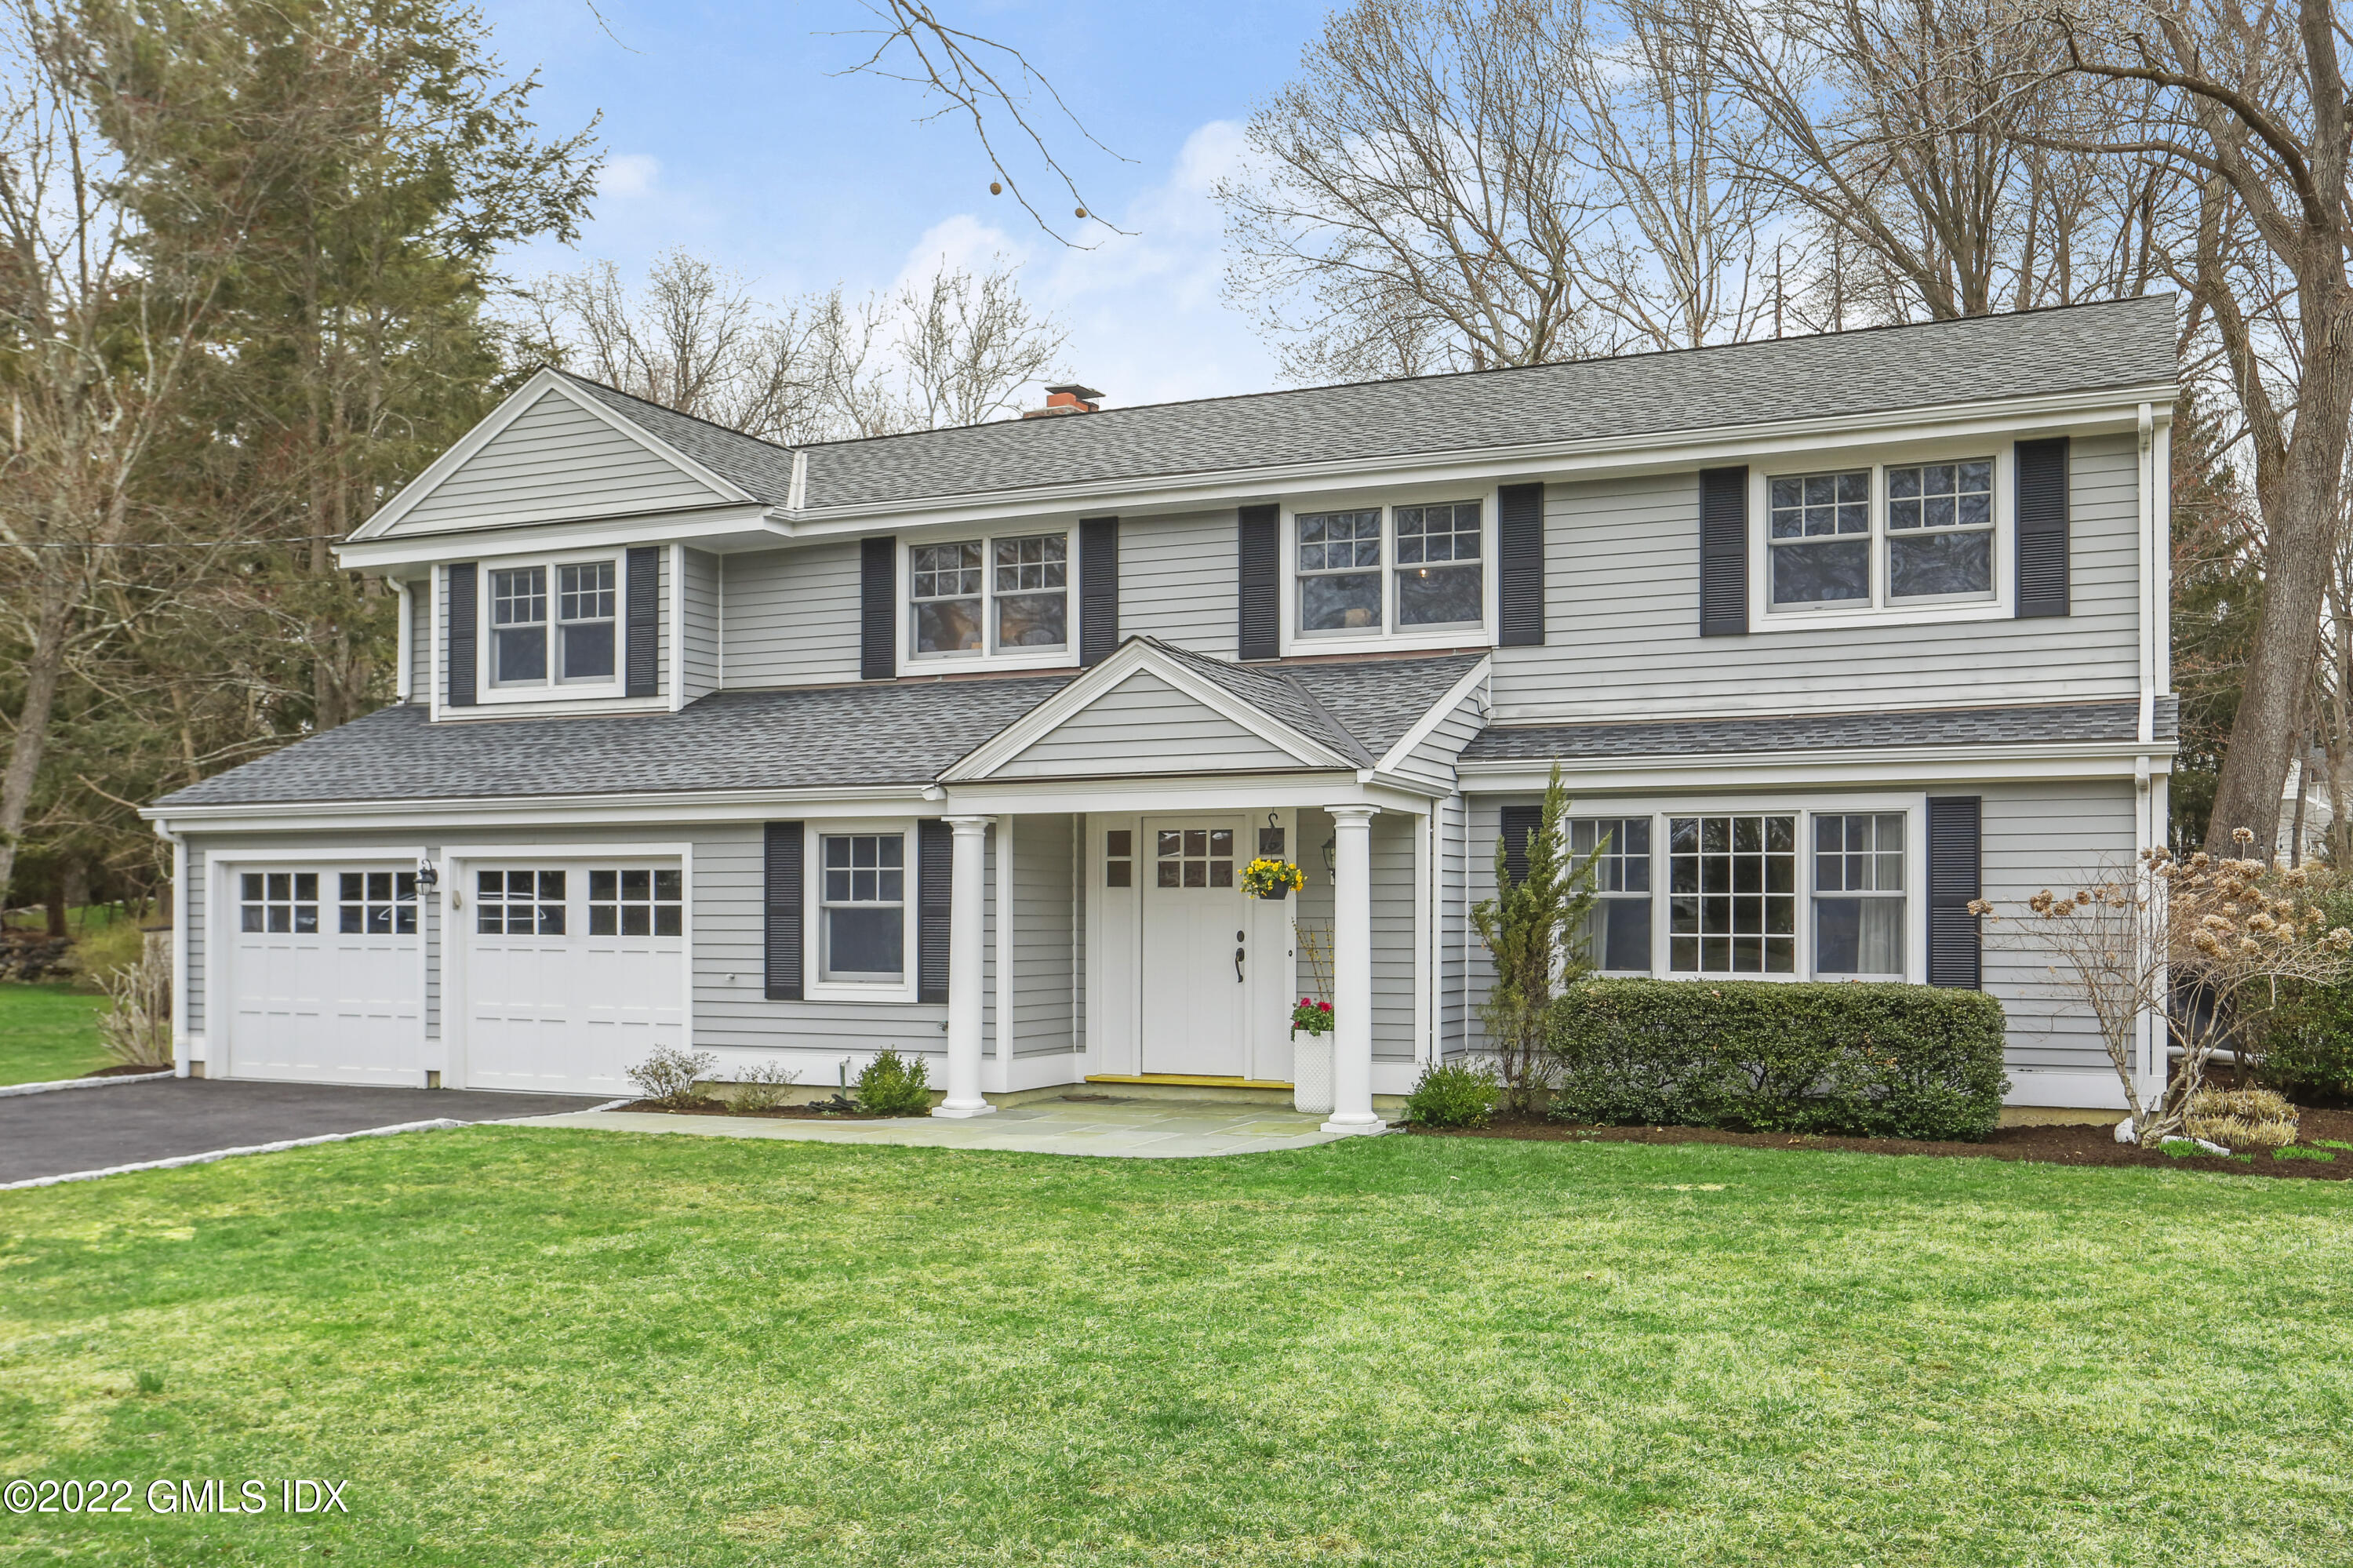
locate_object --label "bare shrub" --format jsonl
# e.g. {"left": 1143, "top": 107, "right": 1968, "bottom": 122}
{"left": 2184, "top": 1087, "right": 2298, "bottom": 1150}
{"left": 95, "top": 948, "right": 173, "bottom": 1069}
{"left": 626, "top": 1046, "right": 718, "bottom": 1109}
{"left": 726, "top": 1060, "right": 802, "bottom": 1113}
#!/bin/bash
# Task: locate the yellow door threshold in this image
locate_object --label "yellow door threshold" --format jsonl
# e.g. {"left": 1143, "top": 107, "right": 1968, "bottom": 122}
{"left": 1085, "top": 1073, "right": 1296, "bottom": 1091}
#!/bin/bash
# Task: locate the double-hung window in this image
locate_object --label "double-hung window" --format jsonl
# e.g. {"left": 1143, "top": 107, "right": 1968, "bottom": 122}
{"left": 820, "top": 833, "right": 905, "bottom": 982}
{"left": 1766, "top": 456, "right": 1998, "bottom": 614}
{"left": 1668, "top": 814, "right": 1798, "bottom": 975}
{"left": 1569, "top": 817, "right": 1652, "bottom": 973}
{"left": 1297, "top": 502, "right": 1484, "bottom": 639}
{"left": 909, "top": 533, "right": 1067, "bottom": 659}
{"left": 1812, "top": 813, "right": 1905, "bottom": 975}
{"left": 488, "top": 558, "right": 620, "bottom": 687}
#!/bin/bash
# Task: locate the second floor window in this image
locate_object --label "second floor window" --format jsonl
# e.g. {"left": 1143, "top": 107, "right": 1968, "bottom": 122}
{"left": 489, "top": 559, "right": 618, "bottom": 686}
{"left": 1298, "top": 501, "right": 1484, "bottom": 638}
{"left": 1767, "top": 457, "right": 1998, "bottom": 613}
{"left": 910, "top": 533, "right": 1067, "bottom": 657}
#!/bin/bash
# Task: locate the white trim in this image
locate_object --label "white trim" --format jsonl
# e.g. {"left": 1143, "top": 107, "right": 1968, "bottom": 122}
{"left": 348, "top": 372, "right": 753, "bottom": 543}
{"left": 0, "top": 1069, "right": 173, "bottom": 1098}
{"left": 941, "top": 639, "right": 1356, "bottom": 781}
{"left": 393, "top": 580, "right": 413, "bottom": 702}
{"left": 342, "top": 503, "right": 781, "bottom": 572}
{"left": 158, "top": 821, "right": 189, "bottom": 1077}
{"left": 474, "top": 548, "right": 629, "bottom": 705}
{"left": 992, "top": 815, "right": 1014, "bottom": 1082}
{"left": 0, "top": 1118, "right": 470, "bottom": 1191}
{"left": 2002, "top": 1070, "right": 2129, "bottom": 1111}
{"left": 1375, "top": 657, "right": 1492, "bottom": 774}
{"left": 1750, "top": 441, "right": 2012, "bottom": 631}
{"left": 1458, "top": 740, "right": 2175, "bottom": 794}
{"left": 439, "top": 841, "right": 693, "bottom": 1092}
{"left": 802, "top": 818, "right": 920, "bottom": 1003}
{"left": 1276, "top": 488, "right": 1499, "bottom": 657}
{"left": 897, "top": 524, "right": 1081, "bottom": 675}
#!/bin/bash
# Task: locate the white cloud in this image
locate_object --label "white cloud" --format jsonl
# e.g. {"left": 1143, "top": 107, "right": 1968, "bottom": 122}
{"left": 598, "top": 153, "right": 663, "bottom": 198}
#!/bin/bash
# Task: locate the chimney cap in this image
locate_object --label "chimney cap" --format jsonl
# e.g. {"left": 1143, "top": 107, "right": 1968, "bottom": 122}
{"left": 1044, "top": 383, "right": 1104, "bottom": 401}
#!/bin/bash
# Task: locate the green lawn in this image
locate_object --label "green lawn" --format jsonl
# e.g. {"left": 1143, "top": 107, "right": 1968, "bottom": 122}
{"left": 2, "top": 1130, "right": 2348, "bottom": 1566}
{"left": 0, "top": 983, "right": 109, "bottom": 1086}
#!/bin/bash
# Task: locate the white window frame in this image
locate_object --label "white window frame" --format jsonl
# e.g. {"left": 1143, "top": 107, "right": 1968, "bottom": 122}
{"left": 899, "top": 529, "right": 1079, "bottom": 672}
{"left": 1807, "top": 809, "right": 1910, "bottom": 980}
{"left": 803, "top": 817, "right": 921, "bottom": 1002}
{"left": 1510, "top": 794, "right": 1927, "bottom": 984}
{"left": 1751, "top": 439, "right": 2013, "bottom": 630}
{"left": 474, "top": 547, "right": 627, "bottom": 704}
{"left": 1278, "top": 487, "right": 1500, "bottom": 655}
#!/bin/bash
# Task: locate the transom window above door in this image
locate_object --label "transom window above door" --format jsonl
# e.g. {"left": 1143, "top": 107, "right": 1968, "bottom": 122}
{"left": 909, "top": 533, "right": 1068, "bottom": 660}
{"left": 1296, "top": 500, "right": 1485, "bottom": 641}
{"left": 1766, "top": 457, "right": 1998, "bottom": 614}
{"left": 1155, "top": 828, "right": 1235, "bottom": 888}
{"left": 489, "top": 558, "right": 620, "bottom": 686}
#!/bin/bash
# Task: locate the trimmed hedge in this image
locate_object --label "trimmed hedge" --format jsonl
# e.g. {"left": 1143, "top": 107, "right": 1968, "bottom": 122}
{"left": 1546, "top": 979, "right": 2010, "bottom": 1142}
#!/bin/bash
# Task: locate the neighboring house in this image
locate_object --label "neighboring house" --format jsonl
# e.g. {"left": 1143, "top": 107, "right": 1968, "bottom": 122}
{"left": 143, "top": 296, "right": 2182, "bottom": 1126}
{"left": 2279, "top": 751, "right": 2337, "bottom": 867}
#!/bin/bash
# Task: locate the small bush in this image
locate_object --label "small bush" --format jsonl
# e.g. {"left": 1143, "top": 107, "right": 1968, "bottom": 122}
{"left": 1402, "top": 1061, "right": 1500, "bottom": 1127}
{"left": 1546, "top": 978, "right": 2009, "bottom": 1142}
{"left": 96, "top": 949, "right": 173, "bottom": 1068}
{"left": 855, "top": 1049, "right": 933, "bottom": 1116}
{"left": 2252, "top": 881, "right": 2353, "bottom": 1106}
{"left": 726, "top": 1060, "right": 802, "bottom": 1112}
{"left": 627, "top": 1045, "right": 717, "bottom": 1108}
{"left": 2184, "top": 1086, "right": 2297, "bottom": 1148}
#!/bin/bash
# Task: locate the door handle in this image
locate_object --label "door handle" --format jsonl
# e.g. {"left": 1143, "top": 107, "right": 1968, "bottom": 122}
{"left": 1235, "top": 945, "right": 1246, "bottom": 983}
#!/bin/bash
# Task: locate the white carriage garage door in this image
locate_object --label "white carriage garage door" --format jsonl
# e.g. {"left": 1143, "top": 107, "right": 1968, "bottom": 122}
{"left": 227, "top": 868, "right": 423, "bottom": 1085}
{"left": 461, "top": 860, "right": 685, "bottom": 1096}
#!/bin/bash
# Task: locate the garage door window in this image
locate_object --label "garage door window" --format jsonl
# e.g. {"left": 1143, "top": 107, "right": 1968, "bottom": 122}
{"left": 590, "top": 868, "right": 682, "bottom": 937}
{"left": 240, "top": 872, "right": 318, "bottom": 933}
{"left": 339, "top": 871, "right": 419, "bottom": 934}
{"left": 478, "top": 870, "right": 566, "bottom": 934}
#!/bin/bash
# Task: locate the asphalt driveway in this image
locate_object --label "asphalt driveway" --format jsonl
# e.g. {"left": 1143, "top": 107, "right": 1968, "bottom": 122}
{"left": 0, "top": 1079, "right": 610, "bottom": 1185}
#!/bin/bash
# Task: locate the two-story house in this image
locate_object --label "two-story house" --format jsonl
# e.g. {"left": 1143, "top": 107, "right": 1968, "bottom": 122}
{"left": 144, "top": 295, "right": 2180, "bottom": 1129}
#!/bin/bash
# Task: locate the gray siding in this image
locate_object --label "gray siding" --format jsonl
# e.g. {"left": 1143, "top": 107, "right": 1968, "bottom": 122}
{"left": 1389, "top": 675, "right": 1486, "bottom": 790}
{"left": 1012, "top": 813, "right": 1078, "bottom": 1058}
{"left": 681, "top": 548, "right": 720, "bottom": 701}
{"left": 406, "top": 580, "right": 432, "bottom": 698}
{"left": 1439, "top": 794, "right": 1468, "bottom": 1053}
{"left": 721, "top": 541, "right": 864, "bottom": 688}
{"left": 184, "top": 856, "right": 206, "bottom": 1036}
{"left": 997, "top": 669, "right": 1300, "bottom": 777}
{"left": 1490, "top": 433, "right": 2144, "bottom": 722}
{"left": 1120, "top": 510, "right": 1238, "bottom": 658}
{"left": 1980, "top": 778, "right": 2138, "bottom": 1074}
{"left": 390, "top": 388, "right": 726, "bottom": 536}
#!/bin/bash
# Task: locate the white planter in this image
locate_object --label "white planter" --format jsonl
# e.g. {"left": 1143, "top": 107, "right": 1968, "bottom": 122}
{"left": 1292, "top": 1031, "right": 1334, "bottom": 1116}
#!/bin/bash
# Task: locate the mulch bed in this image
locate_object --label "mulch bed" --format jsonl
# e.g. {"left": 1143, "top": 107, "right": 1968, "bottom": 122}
{"left": 616, "top": 1097, "right": 905, "bottom": 1121}
{"left": 1412, "top": 1105, "right": 2353, "bottom": 1181}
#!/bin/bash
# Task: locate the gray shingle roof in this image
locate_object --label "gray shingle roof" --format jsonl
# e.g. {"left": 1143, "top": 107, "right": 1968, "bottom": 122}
{"left": 1461, "top": 697, "right": 2177, "bottom": 763}
{"left": 540, "top": 297, "right": 2175, "bottom": 514}
{"left": 154, "top": 648, "right": 1492, "bottom": 809}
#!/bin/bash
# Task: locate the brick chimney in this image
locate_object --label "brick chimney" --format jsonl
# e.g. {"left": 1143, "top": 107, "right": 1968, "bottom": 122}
{"left": 1022, "top": 383, "right": 1103, "bottom": 419}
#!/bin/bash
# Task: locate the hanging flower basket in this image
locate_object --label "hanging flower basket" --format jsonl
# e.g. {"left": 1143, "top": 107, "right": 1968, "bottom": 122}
{"left": 1290, "top": 997, "right": 1334, "bottom": 1038}
{"left": 1242, "top": 857, "right": 1306, "bottom": 900}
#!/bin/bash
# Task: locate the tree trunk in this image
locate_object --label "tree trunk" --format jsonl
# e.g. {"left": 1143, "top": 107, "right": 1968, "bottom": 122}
{"left": 0, "top": 576, "right": 77, "bottom": 905}
{"left": 2202, "top": 289, "right": 2353, "bottom": 856}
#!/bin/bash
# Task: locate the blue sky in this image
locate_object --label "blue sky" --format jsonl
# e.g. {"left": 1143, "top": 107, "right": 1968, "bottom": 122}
{"left": 481, "top": 0, "right": 1332, "bottom": 406}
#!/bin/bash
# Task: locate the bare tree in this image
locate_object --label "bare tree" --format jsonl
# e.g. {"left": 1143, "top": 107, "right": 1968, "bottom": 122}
{"left": 526, "top": 250, "right": 1066, "bottom": 442}
{"left": 895, "top": 256, "right": 1067, "bottom": 427}
{"left": 2039, "top": 2, "right": 2353, "bottom": 858}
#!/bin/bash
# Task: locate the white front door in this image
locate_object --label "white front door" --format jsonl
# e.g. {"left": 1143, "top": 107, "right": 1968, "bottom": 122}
{"left": 463, "top": 861, "right": 684, "bottom": 1095}
{"left": 226, "top": 868, "right": 423, "bottom": 1085}
{"left": 1140, "top": 820, "right": 1249, "bottom": 1077}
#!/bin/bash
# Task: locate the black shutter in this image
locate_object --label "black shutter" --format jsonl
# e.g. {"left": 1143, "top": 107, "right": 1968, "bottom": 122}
{"left": 1238, "top": 504, "right": 1279, "bottom": 661}
{"left": 1499, "top": 805, "right": 1542, "bottom": 887}
{"left": 763, "top": 822, "right": 804, "bottom": 1001}
{"left": 1699, "top": 466, "right": 1748, "bottom": 636}
{"left": 1079, "top": 515, "right": 1119, "bottom": 665}
{"left": 625, "top": 546, "right": 660, "bottom": 697}
{"left": 917, "top": 820, "right": 952, "bottom": 1004}
{"left": 860, "top": 535, "right": 896, "bottom": 680}
{"left": 1926, "top": 795, "right": 1983, "bottom": 989}
{"left": 445, "top": 562, "right": 477, "bottom": 707}
{"left": 1497, "top": 482, "right": 1545, "bottom": 646}
{"left": 2015, "top": 436, "right": 2071, "bottom": 618}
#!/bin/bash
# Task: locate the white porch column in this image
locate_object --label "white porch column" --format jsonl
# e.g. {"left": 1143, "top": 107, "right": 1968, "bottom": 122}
{"left": 933, "top": 815, "right": 998, "bottom": 1118}
{"left": 1324, "top": 805, "right": 1385, "bottom": 1134}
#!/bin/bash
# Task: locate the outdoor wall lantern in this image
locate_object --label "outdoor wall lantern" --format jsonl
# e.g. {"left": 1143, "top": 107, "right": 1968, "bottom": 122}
{"left": 415, "top": 857, "right": 439, "bottom": 893}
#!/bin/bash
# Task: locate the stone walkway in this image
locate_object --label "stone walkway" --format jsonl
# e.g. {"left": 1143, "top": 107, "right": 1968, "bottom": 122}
{"left": 511, "top": 1095, "right": 1374, "bottom": 1159}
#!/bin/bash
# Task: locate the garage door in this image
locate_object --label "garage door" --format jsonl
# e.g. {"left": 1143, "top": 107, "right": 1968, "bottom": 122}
{"left": 462, "top": 860, "right": 684, "bottom": 1095}
{"left": 227, "top": 868, "right": 424, "bottom": 1085}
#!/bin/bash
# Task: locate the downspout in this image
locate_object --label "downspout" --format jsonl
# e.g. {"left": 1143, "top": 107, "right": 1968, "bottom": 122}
{"left": 393, "top": 580, "right": 413, "bottom": 703}
{"left": 2137, "top": 402, "right": 2155, "bottom": 748}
